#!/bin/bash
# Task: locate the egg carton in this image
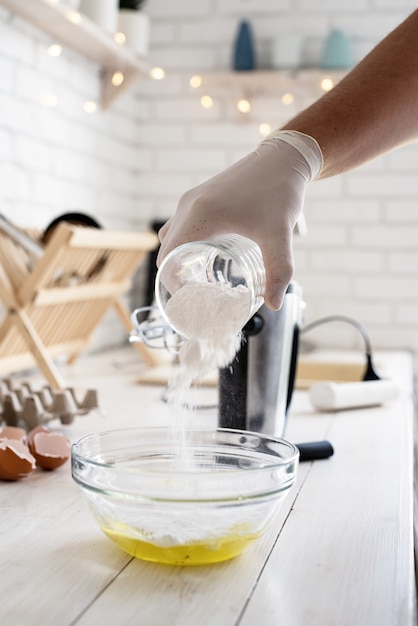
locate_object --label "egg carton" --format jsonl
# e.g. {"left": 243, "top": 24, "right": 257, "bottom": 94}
{"left": 0, "top": 379, "right": 99, "bottom": 430}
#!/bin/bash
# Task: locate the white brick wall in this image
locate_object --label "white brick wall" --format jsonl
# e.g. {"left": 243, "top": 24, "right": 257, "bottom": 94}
{"left": 0, "top": 11, "right": 149, "bottom": 229}
{"left": 0, "top": 0, "right": 418, "bottom": 374}
{"left": 135, "top": 0, "right": 418, "bottom": 370}
{"left": 0, "top": 5, "right": 151, "bottom": 351}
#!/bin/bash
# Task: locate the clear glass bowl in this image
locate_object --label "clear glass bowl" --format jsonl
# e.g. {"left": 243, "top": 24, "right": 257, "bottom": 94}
{"left": 71, "top": 427, "right": 299, "bottom": 566}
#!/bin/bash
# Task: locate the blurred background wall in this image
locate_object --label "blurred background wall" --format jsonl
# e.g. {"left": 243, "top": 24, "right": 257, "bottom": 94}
{"left": 0, "top": 0, "right": 417, "bottom": 363}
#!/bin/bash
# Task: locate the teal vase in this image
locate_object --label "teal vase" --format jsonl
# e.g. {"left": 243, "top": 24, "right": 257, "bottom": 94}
{"left": 233, "top": 20, "right": 255, "bottom": 71}
{"left": 321, "top": 29, "right": 352, "bottom": 69}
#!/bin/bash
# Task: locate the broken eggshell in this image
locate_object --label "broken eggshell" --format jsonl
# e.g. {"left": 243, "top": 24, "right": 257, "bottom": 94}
{"left": 0, "top": 439, "right": 36, "bottom": 481}
{"left": 28, "top": 426, "right": 71, "bottom": 470}
{"left": 0, "top": 426, "right": 27, "bottom": 443}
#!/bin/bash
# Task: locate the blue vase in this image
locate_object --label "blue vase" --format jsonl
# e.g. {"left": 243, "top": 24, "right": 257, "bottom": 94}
{"left": 233, "top": 20, "right": 255, "bottom": 71}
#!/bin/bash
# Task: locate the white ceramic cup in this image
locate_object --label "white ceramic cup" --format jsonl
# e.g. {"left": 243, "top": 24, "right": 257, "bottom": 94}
{"left": 117, "top": 9, "right": 150, "bottom": 58}
{"left": 79, "top": 0, "right": 118, "bottom": 34}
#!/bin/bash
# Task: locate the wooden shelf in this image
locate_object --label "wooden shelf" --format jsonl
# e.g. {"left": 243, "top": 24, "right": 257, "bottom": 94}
{"left": 0, "top": 0, "right": 149, "bottom": 109}
{"left": 193, "top": 69, "right": 347, "bottom": 95}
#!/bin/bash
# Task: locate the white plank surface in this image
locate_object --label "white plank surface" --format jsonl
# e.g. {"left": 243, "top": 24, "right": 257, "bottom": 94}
{"left": 0, "top": 348, "right": 415, "bottom": 626}
{"left": 241, "top": 396, "right": 415, "bottom": 626}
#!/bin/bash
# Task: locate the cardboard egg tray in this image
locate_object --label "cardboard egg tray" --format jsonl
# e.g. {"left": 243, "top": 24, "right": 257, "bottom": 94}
{"left": 0, "top": 379, "right": 99, "bottom": 430}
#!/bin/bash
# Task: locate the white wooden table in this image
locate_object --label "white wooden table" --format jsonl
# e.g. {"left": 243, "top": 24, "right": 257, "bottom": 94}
{"left": 0, "top": 349, "right": 416, "bottom": 626}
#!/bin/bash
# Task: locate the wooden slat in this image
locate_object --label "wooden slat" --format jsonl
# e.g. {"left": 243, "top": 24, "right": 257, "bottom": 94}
{"left": 11, "top": 309, "right": 66, "bottom": 389}
{"left": 33, "top": 281, "right": 132, "bottom": 306}
{"left": 67, "top": 227, "right": 158, "bottom": 251}
{"left": 0, "top": 339, "right": 88, "bottom": 374}
{"left": 18, "top": 224, "right": 72, "bottom": 305}
{"left": 0, "top": 242, "right": 27, "bottom": 293}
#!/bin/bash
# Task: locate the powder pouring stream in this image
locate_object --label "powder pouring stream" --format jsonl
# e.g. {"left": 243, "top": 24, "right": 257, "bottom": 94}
{"left": 153, "top": 234, "right": 266, "bottom": 463}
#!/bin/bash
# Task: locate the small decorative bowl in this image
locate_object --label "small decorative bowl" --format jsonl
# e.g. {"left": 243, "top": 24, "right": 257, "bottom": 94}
{"left": 71, "top": 427, "right": 299, "bottom": 566}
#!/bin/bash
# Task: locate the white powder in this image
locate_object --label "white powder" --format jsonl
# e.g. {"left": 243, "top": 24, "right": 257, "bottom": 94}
{"left": 107, "top": 503, "right": 270, "bottom": 547}
{"left": 164, "top": 281, "right": 250, "bottom": 466}
{"left": 166, "top": 281, "right": 250, "bottom": 383}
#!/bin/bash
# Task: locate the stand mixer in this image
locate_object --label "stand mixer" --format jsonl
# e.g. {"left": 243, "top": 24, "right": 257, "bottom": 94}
{"left": 218, "top": 282, "right": 301, "bottom": 436}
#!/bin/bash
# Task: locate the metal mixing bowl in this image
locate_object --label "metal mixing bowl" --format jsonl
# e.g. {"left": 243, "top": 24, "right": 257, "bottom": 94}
{"left": 71, "top": 427, "right": 299, "bottom": 566}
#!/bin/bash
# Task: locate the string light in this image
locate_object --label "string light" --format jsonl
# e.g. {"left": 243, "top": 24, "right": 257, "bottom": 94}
{"left": 83, "top": 100, "right": 98, "bottom": 113}
{"left": 47, "top": 44, "right": 62, "bottom": 57}
{"left": 111, "top": 71, "right": 124, "bottom": 87}
{"left": 259, "top": 123, "right": 271, "bottom": 137}
{"left": 281, "top": 92, "right": 294, "bottom": 105}
{"left": 200, "top": 95, "right": 214, "bottom": 109}
{"left": 321, "top": 77, "right": 334, "bottom": 92}
{"left": 237, "top": 99, "right": 251, "bottom": 113}
{"left": 66, "top": 11, "right": 81, "bottom": 25}
{"left": 150, "top": 67, "right": 166, "bottom": 80}
{"left": 114, "top": 32, "right": 127, "bottom": 45}
{"left": 190, "top": 75, "right": 202, "bottom": 88}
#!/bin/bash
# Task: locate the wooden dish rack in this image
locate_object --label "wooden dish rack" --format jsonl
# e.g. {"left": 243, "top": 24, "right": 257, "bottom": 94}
{"left": 0, "top": 222, "right": 159, "bottom": 389}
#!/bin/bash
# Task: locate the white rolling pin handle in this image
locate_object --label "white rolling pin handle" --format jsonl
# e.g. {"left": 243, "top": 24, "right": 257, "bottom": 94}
{"left": 309, "top": 379, "right": 399, "bottom": 411}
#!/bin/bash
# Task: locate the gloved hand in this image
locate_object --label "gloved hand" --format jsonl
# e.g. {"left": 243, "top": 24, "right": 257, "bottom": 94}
{"left": 157, "top": 130, "right": 323, "bottom": 310}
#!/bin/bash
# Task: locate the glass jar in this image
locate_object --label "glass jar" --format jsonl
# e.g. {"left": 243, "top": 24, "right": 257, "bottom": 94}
{"left": 155, "top": 234, "right": 266, "bottom": 339}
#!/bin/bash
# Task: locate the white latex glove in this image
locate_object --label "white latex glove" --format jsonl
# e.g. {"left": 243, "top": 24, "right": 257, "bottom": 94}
{"left": 157, "top": 130, "right": 323, "bottom": 310}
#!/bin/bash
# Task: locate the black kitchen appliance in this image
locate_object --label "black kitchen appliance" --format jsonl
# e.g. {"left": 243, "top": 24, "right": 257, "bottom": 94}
{"left": 218, "top": 282, "right": 301, "bottom": 437}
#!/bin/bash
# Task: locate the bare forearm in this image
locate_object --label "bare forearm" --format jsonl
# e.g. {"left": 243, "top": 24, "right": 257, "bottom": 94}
{"left": 282, "top": 9, "right": 418, "bottom": 178}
